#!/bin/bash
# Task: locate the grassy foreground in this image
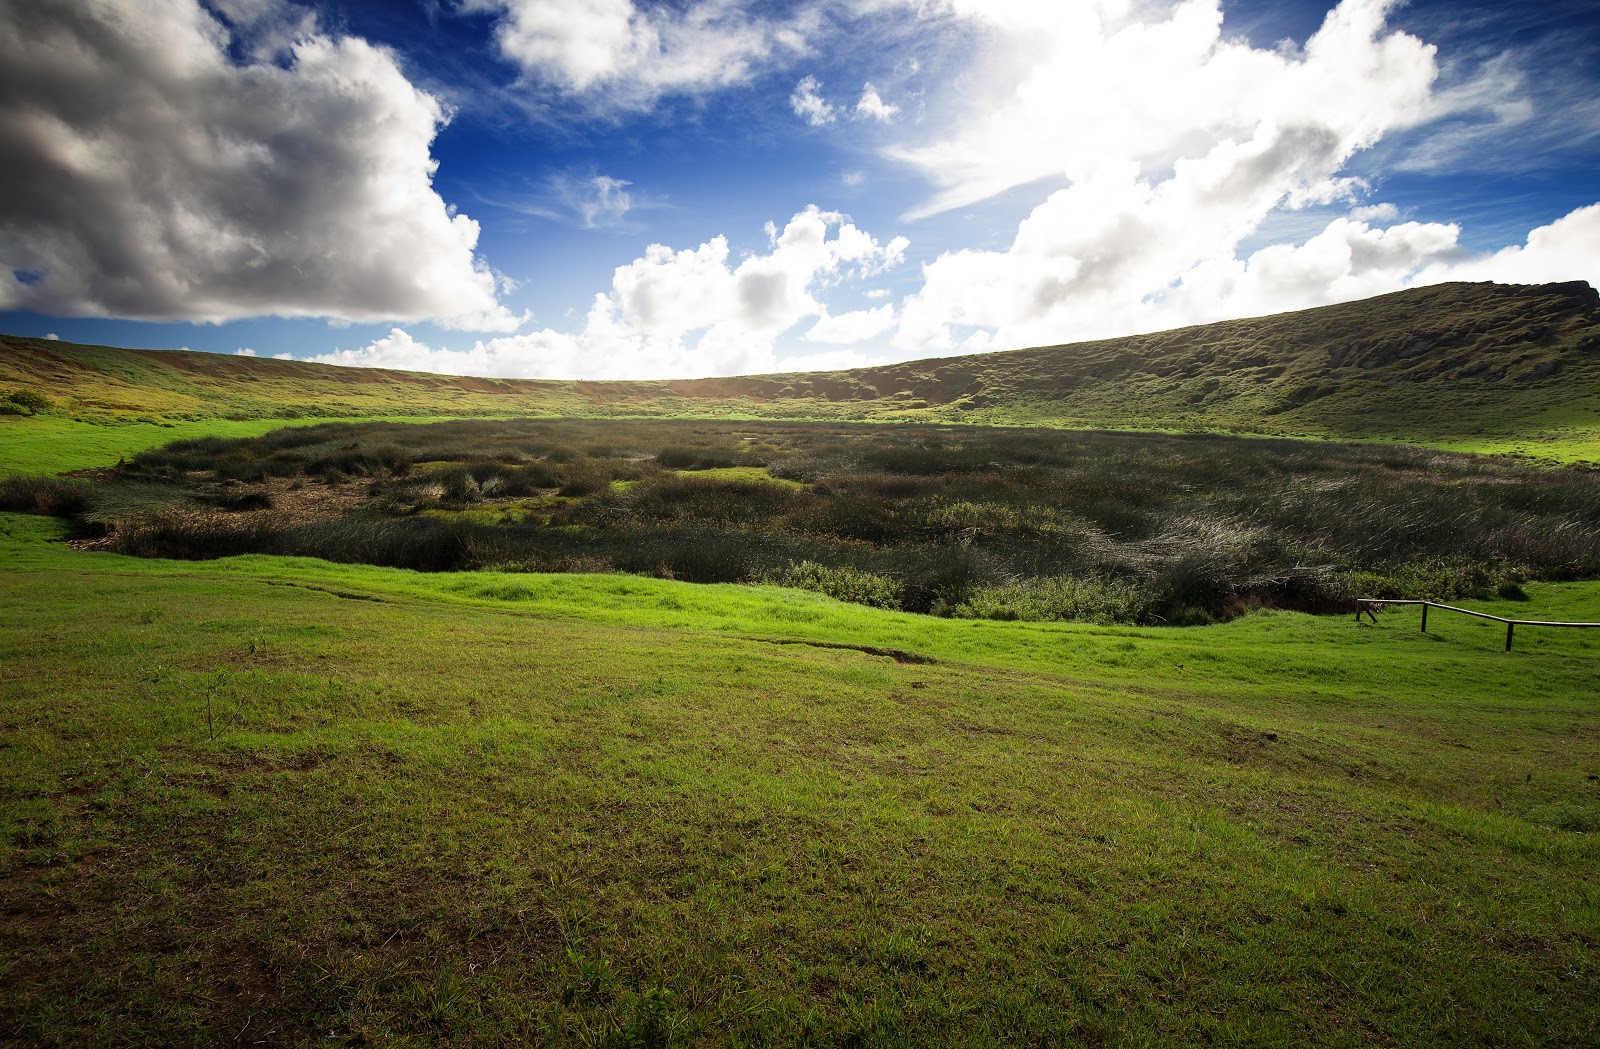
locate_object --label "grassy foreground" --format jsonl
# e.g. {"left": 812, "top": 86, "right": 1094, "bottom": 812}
{"left": 3, "top": 510, "right": 1598, "bottom": 1045}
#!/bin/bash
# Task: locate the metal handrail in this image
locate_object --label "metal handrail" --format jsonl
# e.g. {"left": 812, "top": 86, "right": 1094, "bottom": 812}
{"left": 1356, "top": 597, "right": 1600, "bottom": 652}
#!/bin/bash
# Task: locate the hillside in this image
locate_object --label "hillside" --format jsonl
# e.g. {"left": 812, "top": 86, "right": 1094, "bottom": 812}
{"left": 4, "top": 283, "right": 1600, "bottom": 1042}
{"left": 4, "top": 280, "right": 1599, "bottom": 458}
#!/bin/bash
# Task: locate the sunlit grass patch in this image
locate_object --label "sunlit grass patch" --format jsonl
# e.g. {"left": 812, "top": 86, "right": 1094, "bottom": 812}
{"left": 673, "top": 465, "right": 808, "bottom": 489}
{"left": 1, "top": 514, "right": 1597, "bottom": 1043}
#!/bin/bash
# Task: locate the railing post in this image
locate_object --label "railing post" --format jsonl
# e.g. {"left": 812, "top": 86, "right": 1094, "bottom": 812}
{"left": 1421, "top": 603, "right": 1428, "bottom": 633}
{"left": 1506, "top": 622, "right": 1514, "bottom": 652}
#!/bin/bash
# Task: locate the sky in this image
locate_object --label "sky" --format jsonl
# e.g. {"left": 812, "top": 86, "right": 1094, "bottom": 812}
{"left": 1, "top": 0, "right": 1597, "bottom": 380}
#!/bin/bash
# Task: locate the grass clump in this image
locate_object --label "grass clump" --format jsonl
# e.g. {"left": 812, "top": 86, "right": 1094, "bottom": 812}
{"left": 0, "top": 473, "right": 92, "bottom": 516}
{"left": 1, "top": 388, "right": 52, "bottom": 415}
{"left": 762, "top": 560, "right": 902, "bottom": 608}
{"left": 952, "top": 574, "right": 1154, "bottom": 623}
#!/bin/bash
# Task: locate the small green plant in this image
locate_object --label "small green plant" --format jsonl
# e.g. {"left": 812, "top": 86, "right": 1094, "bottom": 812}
{"left": 766, "top": 560, "right": 902, "bottom": 608}
{"left": 561, "top": 950, "right": 616, "bottom": 1007}
{"left": 1496, "top": 580, "right": 1531, "bottom": 601}
{"left": 953, "top": 574, "right": 1154, "bottom": 624}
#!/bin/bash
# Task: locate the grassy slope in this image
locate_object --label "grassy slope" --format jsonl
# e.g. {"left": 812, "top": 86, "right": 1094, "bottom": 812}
{"left": 2, "top": 513, "right": 1598, "bottom": 1045}
{"left": 5, "top": 280, "right": 1600, "bottom": 461}
{"left": 4, "top": 317, "right": 1600, "bottom": 1043}
{"left": 0, "top": 415, "right": 468, "bottom": 476}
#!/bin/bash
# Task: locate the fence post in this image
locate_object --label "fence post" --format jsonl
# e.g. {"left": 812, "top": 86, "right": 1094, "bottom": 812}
{"left": 1505, "top": 622, "right": 1514, "bottom": 652}
{"left": 1421, "top": 603, "right": 1428, "bottom": 633}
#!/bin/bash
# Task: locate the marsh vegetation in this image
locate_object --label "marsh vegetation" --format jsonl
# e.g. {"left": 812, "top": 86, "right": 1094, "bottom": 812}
{"left": 9, "top": 417, "right": 1599, "bottom": 624}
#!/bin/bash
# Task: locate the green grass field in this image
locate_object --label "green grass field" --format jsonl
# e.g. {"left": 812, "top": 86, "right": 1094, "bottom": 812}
{"left": 0, "top": 415, "right": 478, "bottom": 477}
{"left": 3, "top": 412, "right": 1600, "bottom": 1042}
{"left": 3, "top": 407, "right": 1600, "bottom": 1045}
{"left": 3, "top": 514, "right": 1599, "bottom": 1044}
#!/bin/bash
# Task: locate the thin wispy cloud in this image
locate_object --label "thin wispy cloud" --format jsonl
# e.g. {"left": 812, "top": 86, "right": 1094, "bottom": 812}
{"left": 489, "top": 171, "right": 659, "bottom": 231}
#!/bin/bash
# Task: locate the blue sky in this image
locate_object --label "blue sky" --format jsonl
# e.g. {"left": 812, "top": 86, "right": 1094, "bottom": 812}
{"left": 2, "top": 0, "right": 1597, "bottom": 378}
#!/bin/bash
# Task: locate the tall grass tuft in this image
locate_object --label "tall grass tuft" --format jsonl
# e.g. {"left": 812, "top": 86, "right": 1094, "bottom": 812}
{"left": 0, "top": 474, "right": 92, "bottom": 517}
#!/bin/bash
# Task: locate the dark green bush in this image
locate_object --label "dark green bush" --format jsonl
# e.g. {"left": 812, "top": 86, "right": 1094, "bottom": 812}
{"left": 4, "top": 389, "right": 52, "bottom": 414}
{"left": 655, "top": 446, "right": 744, "bottom": 470}
{"left": 0, "top": 474, "right": 92, "bottom": 517}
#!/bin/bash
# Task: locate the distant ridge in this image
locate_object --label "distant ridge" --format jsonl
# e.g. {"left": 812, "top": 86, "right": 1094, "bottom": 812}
{"left": 3, "top": 281, "right": 1598, "bottom": 458}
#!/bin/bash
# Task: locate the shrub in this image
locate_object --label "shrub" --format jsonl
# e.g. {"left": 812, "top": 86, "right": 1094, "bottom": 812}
{"left": 953, "top": 575, "right": 1155, "bottom": 624}
{"left": 1496, "top": 580, "right": 1531, "bottom": 601}
{"left": 4, "top": 389, "right": 52, "bottom": 415}
{"left": 1339, "top": 560, "right": 1496, "bottom": 602}
{"left": 200, "top": 489, "right": 274, "bottom": 512}
{"left": 556, "top": 461, "right": 610, "bottom": 497}
{"left": 655, "top": 446, "right": 745, "bottom": 470}
{"left": 271, "top": 517, "right": 476, "bottom": 572}
{"left": 766, "top": 561, "right": 902, "bottom": 608}
{"left": 306, "top": 444, "right": 412, "bottom": 478}
{"left": 0, "top": 474, "right": 92, "bottom": 517}
{"left": 658, "top": 539, "right": 751, "bottom": 583}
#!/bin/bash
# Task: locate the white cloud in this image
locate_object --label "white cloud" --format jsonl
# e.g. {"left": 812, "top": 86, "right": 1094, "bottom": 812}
{"left": 491, "top": 171, "right": 659, "bottom": 232}
{"left": 43, "top": 332, "right": 59, "bottom": 340}
{"left": 1350, "top": 202, "right": 1400, "bottom": 222}
{"left": 1415, "top": 203, "right": 1600, "bottom": 289}
{"left": 888, "top": 0, "right": 1438, "bottom": 220}
{"left": 805, "top": 303, "right": 897, "bottom": 344}
{"left": 558, "top": 173, "right": 636, "bottom": 229}
{"left": 855, "top": 83, "right": 900, "bottom": 122}
{"left": 472, "top": 0, "right": 815, "bottom": 109}
{"left": 0, "top": 0, "right": 523, "bottom": 332}
{"left": 791, "top": 76, "right": 837, "bottom": 126}
{"left": 233, "top": 348, "right": 258, "bottom": 356}
{"left": 891, "top": 0, "right": 1462, "bottom": 351}
{"left": 793, "top": 77, "right": 901, "bottom": 127}
{"left": 309, "top": 206, "right": 909, "bottom": 379}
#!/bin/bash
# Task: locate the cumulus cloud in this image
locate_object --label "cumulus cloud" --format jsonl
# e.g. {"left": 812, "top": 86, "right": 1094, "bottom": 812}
{"left": 791, "top": 75, "right": 837, "bottom": 126}
{"left": 805, "top": 303, "right": 897, "bottom": 344}
{"left": 0, "top": 0, "right": 523, "bottom": 331}
{"left": 889, "top": 0, "right": 1438, "bottom": 220}
{"left": 309, "top": 206, "right": 908, "bottom": 379}
{"left": 43, "top": 333, "right": 59, "bottom": 340}
{"left": 855, "top": 83, "right": 900, "bottom": 122}
{"left": 1350, "top": 202, "right": 1401, "bottom": 222}
{"left": 891, "top": 0, "right": 1466, "bottom": 350}
{"left": 1415, "top": 203, "right": 1600, "bottom": 289}
{"left": 792, "top": 77, "right": 901, "bottom": 127}
{"left": 470, "top": 0, "right": 815, "bottom": 109}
